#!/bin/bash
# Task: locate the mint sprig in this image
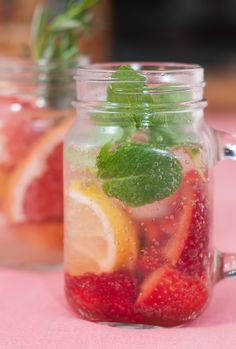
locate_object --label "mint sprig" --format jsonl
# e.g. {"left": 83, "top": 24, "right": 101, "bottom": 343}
{"left": 94, "top": 65, "right": 201, "bottom": 206}
{"left": 97, "top": 143, "right": 182, "bottom": 207}
{"left": 93, "top": 66, "right": 194, "bottom": 145}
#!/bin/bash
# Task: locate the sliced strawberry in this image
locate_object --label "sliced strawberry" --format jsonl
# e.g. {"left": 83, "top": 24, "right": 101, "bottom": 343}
{"left": 65, "top": 270, "right": 138, "bottom": 323}
{"left": 161, "top": 173, "right": 195, "bottom": 264}
{"left": 136, "top": 265, "right": 208, "bottom": 326}
{"left": 177, "top": 180, "right": 210, "bottom": 277}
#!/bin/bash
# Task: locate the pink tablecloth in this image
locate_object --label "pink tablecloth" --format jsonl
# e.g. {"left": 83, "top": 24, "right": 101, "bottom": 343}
{"left": 1, "top": 113, "right": 236, "bottom": 349}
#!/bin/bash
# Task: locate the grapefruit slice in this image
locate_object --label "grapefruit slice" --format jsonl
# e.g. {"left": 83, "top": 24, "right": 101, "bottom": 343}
{"left": 4, "top": 118, "right": 72, "bottom": 222}
{"left": 64, "top": 182, "right": 138, "bottom": 275}
{"left": 0, "top": 166, "right": 11, "bottom": 203}
{"left": 0, "top": 96, "right": 47, "bottom": 166}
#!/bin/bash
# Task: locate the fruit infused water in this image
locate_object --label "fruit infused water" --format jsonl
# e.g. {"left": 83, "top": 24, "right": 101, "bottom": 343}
{"left": 64, "top": 63, "right": 213, "bottom": 327}
{"left": 0, "top": 58, "right": 74, "bottom": 268}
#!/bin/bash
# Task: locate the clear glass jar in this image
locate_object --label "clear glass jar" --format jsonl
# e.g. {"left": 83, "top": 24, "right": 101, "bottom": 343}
{"left": 0, "top": 57, "right": 77, "bottom": 268}
{"left": 64, "top": 62, "right": 236, "bottom": 327}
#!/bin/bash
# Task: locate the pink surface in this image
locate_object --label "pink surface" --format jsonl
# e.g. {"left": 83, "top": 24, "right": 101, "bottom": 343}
{"left": 1, "top": 113, "right": 236, "bottom": 349}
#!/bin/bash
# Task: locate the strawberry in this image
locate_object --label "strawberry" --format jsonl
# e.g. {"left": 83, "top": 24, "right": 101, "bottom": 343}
{"left": 177, "top": 181, "right": 210, "bottom": 277}
{"left": 161, "top": 173, "right": 195, "bottom": 265}
{"left": 160, "top": 170, "right": 209, "bottom": 277}
{"left": 65, "top": 270, "right": 138, "bottom": 323}
{"left": 135, "top": 265, "right": 208, "bottom": 326}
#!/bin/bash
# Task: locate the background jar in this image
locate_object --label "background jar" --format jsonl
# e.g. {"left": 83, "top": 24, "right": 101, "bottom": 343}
{"left": 0, "top": 57, "right": 77, "bottom": 269}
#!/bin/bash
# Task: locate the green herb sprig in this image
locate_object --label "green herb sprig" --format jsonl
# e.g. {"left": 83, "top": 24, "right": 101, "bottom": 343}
{"left": 94, "top": 65, "right": 202, "bottom": 206}
{"left": 31, "top": 0, "right": 99, "bottom": 61}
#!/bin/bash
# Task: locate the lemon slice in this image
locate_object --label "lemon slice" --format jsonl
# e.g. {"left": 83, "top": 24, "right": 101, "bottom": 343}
{"left": 64, "top": 182, "right": 138, "bottom": 275}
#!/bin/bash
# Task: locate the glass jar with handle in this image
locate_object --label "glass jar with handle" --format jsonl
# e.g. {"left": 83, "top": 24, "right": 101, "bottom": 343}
{"left": 64, "top": 62, "right": 236, "bottom": 327}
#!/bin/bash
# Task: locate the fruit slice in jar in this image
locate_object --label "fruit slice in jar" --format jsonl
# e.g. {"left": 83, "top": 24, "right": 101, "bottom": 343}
{"left": 136, "top": 265, "right": 208, "bottom": 326}
{"left": 0, "top": 96, "right": 47, "bottom": 166}
{"left": 0, "top": 166, "right": 11, "bottom": 204}
{"left": 161, "top": 172, "right": 195, "bottom": 264}
{"left": 65, "top": 182, "right": 138, "bottom": 275}
{"left": 4, "top": 118, "right": 72, "bottom": 222}
{"left": 177, "top": 173, "right": 209, "bottom": 276}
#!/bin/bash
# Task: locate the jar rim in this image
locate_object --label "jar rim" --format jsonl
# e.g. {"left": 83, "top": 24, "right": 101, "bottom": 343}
{"left": 76, "top": 61, "right": 202, "bottom": 74}
{"left": 75, "top": 62, "right": 204, "bottom": 86}
{"left": 0, "top": 55, "right": 89, "bottom": 74}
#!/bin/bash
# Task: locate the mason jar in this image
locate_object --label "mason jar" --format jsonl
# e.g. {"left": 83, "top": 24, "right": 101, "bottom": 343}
{"left": 64, "top": 62, "right": 236, "bottom": 327}
{"left": 0, "top": 57, "right": 77, "bottom": 268}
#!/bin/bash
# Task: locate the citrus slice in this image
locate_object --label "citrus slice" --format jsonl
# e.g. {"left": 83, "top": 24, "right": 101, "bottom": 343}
{"left": 0, "top": 96, "right": 47, "bottom": 166}
{"left": 64, "top": 182, "right": 138, "bottom": 275}
{"left": 4, "top": 118, "right": 72, "bottom": 222}
{"left": 0, "top": 166, "right": 11, "bottom": 203}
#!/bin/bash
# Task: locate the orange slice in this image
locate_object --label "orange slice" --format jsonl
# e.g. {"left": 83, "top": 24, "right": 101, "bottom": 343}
{"left": 4, "top": 118, "right": 72, "bottom": 223}
{"left": 64, "top": 182, "right": 138, "bottom": 276}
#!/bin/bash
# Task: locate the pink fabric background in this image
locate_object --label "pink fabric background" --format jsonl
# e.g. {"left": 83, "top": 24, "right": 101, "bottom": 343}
{"left": 0, "top": 113, "right": 236, "bottom": 349}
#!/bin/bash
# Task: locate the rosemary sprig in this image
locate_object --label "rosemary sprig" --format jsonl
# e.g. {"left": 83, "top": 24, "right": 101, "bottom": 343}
{"left": 31, "top": 0, "right": 99, "bottom": 109}
{"left": 31, "top": 0, "right": 99, "bottom": 61}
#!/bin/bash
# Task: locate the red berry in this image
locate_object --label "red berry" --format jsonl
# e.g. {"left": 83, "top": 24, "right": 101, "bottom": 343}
{"left": 177, "top": 182, "right": 209, "bottom": 277}
{"left": 136, "top": 265, "right": 208, "bottom": 326}
{"left": 65, "top": 270, "right": 138, "bottom": 323}
{"left": 161, "top": 173, "right": 195, "bottom": 265}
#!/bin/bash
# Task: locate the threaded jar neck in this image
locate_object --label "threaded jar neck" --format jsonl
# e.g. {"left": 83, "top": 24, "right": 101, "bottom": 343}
{"left": 0, "top": 57, "right": 79, "bottom": 109}
{"left": 74, "top": 62, "right": 207, "bottom": 115}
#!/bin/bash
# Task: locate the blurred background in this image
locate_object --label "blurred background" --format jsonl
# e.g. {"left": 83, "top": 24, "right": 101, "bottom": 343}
{"left": 0, "top": 0, "right": 236, "bottom": 114}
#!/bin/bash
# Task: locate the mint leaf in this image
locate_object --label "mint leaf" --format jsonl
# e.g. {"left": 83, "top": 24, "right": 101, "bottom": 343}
{"left": 92, "top": 66, "right": 149, "bottom": 138}
{"left": 107, "top": 66, "right": 152, "bottom": 105}
{"left": 97, "top": 143, "right": 182, "bottom": 207}
{"left": 151, "top": 85, "right": 192, "bottom": 106}
{"left": 149, "top": 112, "right": 194, "bottom": 147}
{"left": 108, "top": 65, "right": 145, "bottom": 93}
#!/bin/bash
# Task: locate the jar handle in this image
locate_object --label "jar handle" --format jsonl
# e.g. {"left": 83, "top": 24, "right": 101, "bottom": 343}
{"left": 214, "top": 129, "right": 236, "bottom": 281}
